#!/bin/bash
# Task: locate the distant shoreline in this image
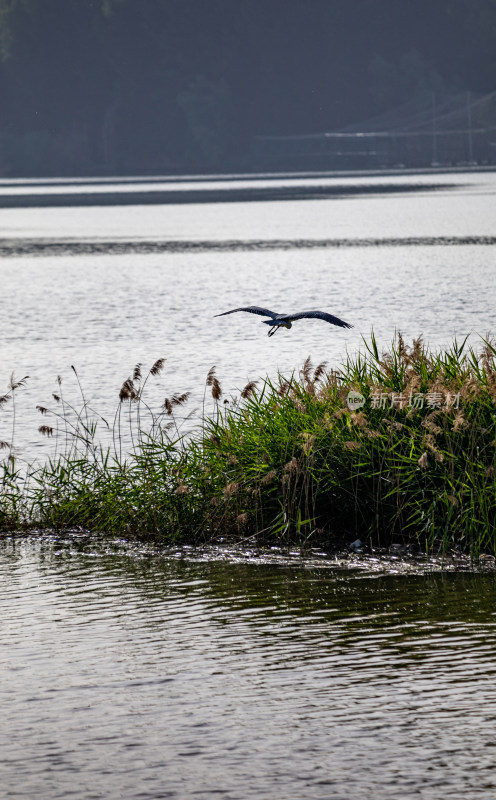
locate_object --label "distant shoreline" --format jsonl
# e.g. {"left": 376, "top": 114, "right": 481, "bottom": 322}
{"left": 0, "top": 164, "right": 494, "bottom": 186}
{"left": 0, "top": 165, "right": 493, "bottom": 208}
{"left": 0, "top": 181, "right": 452, "bottom": 208}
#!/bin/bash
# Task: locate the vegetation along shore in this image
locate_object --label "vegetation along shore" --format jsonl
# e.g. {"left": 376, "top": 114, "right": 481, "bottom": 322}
{"left": 1, "top": 333, "right": 495, "bottom": 556}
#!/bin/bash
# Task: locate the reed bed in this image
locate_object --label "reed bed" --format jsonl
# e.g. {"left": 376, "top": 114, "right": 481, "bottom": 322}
{"left": 1, "top": 333, "right": 495, "bottom": 555}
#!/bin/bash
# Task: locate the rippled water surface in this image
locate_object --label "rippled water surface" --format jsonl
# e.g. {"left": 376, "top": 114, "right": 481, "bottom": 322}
{"left": 1, "top": 169, "right": 495, "bottom": 457}
{"left": 2, "top": 535, "right": 496, "bottom": 799}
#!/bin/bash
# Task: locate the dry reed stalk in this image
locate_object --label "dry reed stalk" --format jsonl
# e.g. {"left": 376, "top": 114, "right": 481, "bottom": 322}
{"left": 302, "top": 435, "right": 316, "bottom": 454}
{"left": 39, "top": 425, "right": 54, "bottom": 437}
{"left": 293, "top": 399, "right": 307, "bottom": 414}
{"left": 119, "top": 378, "right": 138, "bottom": 401}
{"left": 261, "top": 469, "right": 277, "bottom": 485}
{"left": 350, "top": 411, "right": 368, "bottom": 428}
{"left": 223, "top": 482, "right": 239, "bottom": 498}
{"left": 461, "top": 377, "right": 481, "bottom": 399}
{"left": 211, "top": 379, "right": 222, "bottom": 400}
{"left": 418, "top": 451, "right": 428, "bottom": 468}
{"left": 313, "top": 361, "right": 327, "bottom": 383}
{"left": 206, "top": 366, "right": 217, "bottom": 385}
{"left": 150, "top": 358, "right": 165, "bottom": 376}
{"left": 411, "top": 336, "right": 424, "bottom": 362}
{"left": 301, "top": 356, "right": 313, "bottom": 384}
{"left": 404, "top": 371, "right": 422, "bottom": 395}
{"left": 388, "top": 421, "right": 404, "bottom": 433}
{"left": 364, "top": 429, "right": 381, "bottom": 439}
{"left": 9, "top": 374, "right": 29, "bottom": 390}
{"left": 453, "top": 413, "right": 468, "bottom": 432}
{"left": 241, "top": 380, "right": 257, "bottom": 400}
{"left": 397, "top": 332, "right": 408, "bottom": 362}
{"left": 206, "top": 366, "right": 222, "bottom": 398}
{"left": 422, "top": 419, "right": 442, "bottom": 435}
{"left": 172, "top": 392, "right": 190, "bottom": 407}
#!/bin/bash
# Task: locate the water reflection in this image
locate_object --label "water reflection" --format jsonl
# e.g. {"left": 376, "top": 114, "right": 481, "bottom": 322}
{"left": 2, "top": 536, "right": 496, "bottom": 799}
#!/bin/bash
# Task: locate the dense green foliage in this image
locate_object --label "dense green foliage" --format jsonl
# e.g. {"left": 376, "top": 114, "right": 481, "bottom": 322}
{"left": 1, "top": 335, "right": 496, "bottom": 555}
{"left": 0, "top": 0, "right": 495, "bottom": 174}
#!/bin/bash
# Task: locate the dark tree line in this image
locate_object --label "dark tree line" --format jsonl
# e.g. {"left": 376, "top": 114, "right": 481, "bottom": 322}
{"left": 0, "top": 0, "right": 495, "bottom": 175}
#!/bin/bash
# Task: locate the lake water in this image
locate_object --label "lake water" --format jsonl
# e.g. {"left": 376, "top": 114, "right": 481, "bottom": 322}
{"left": 2, "top": 173, "right": 496, "bottom": 798}
{"left": 2, "top": 534, "right": 496, "bottom": 799}
{"left": 0, "top": 169, "right": 495, "bottom": 458}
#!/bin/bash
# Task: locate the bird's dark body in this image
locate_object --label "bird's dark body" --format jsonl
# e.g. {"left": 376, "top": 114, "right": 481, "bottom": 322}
{"left": 214, "top": 305, "right": 352, "bottom": 336}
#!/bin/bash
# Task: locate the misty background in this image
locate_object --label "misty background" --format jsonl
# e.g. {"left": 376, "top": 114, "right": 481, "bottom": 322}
{"left": 0, "top": 0, "right": 495, "bottom": 177}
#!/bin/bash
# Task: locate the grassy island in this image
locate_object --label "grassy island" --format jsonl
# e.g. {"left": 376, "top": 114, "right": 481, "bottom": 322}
{"left": 1, "top": 334, "right": 496, "bottom": 555}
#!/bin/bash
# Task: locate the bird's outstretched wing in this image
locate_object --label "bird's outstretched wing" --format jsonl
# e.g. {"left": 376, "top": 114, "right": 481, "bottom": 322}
{"left": 214, "top": 306, "right": 279, "bottom": 319}
{"left": 277, "top": 310, "right": 353, "bottom": 329}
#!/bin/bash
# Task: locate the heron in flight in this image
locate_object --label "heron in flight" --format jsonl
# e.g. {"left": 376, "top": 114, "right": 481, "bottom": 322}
{"left": 215, "top": 306, "right": 353, "bottom": 337}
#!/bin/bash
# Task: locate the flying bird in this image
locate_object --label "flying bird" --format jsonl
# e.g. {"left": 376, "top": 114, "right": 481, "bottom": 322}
{"left": 215, "top": 305, "right": 353, "bottom": 337}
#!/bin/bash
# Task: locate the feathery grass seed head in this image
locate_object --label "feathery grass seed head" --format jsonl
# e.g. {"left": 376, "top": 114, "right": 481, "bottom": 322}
{"left": 39, "top": 425, "right": 54, "bottom": 437}
{"left": 150, "top": 358, "right": 165, "bottom": 376}
{"left": 241, "top": 380, "right": 258, "bottom": 400}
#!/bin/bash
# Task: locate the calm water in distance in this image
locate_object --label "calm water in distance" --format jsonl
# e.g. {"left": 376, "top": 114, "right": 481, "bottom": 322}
{"left": 2, "top": 536, "right": 496, "bottom": 799}
{"left": 0, "top": 170, "right": 495, "bottom": 457}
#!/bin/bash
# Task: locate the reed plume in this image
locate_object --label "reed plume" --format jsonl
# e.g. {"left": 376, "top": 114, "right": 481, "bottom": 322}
{"left": 119, "top": 379, "right": 139, "bottom": 401}
{"left": 171, "top": 392, "right": 190, "bottom": 407}
{"left": 9, "top": 374, "right": 29, "bottom": 391}
{"left": 150, "top": 358, "right": 165, "bottom": 376}
{"left": 313, "top": 361, "right": 327, "bottom": 383}
{"left": 241, "top": 380, "right": 257, "bottom": 399}
{"left": 39, "top": 425, "right": 54, "bottom": 437}
{"left": 418, "top": 452, "right": 428, "bottom": 469}
{"left": 301, "top": 356, "right": 313, "bottom": 384}
{"left": 205, "top": 365, "right": 222, "bottom": 400}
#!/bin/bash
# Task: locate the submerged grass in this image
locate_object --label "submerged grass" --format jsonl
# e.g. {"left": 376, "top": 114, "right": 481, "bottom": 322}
{"left": 1, "top": 333, "right": 496, "bottom": 555}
